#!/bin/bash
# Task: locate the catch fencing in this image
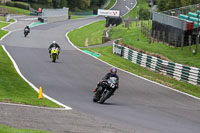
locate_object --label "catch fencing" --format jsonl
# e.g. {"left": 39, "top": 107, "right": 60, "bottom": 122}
{"left": 39, "top": 7, "right": 69, "bottom": 23}
{"left": 153, "top": 12, "right": 187, "bottom": 31}
{"left": 113, "top": 41, "right": 200, "bottom": 86}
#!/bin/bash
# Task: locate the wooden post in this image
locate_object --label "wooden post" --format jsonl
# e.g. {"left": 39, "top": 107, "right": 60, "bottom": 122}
{"left": 168, "top": 32, "right": 170, "bottom": 45}
{"left": 146, "top": 26, "right": 148, "bottom": 38}
{"left": 196, "top": 37, "right": 199, "bottom": 53}
{"left": 153, "top": 30, "right": 156, "bottom": 43}
{"left": 157, "top": 31, "right": 160, "bottom": 43}
{"left": 174, "top": 33, "right": 177, "bottom": 47}
{"left": 163, "top": 32, "right": 165, "bottom": 44}
{"left": 189, "top": 35, "right": 191, "bottom": 51}
{"left": 181, "top": 34, "right": 184, "bottom": 50}
{"left": 149, "top": 29, "right": 152, "bottom": 44}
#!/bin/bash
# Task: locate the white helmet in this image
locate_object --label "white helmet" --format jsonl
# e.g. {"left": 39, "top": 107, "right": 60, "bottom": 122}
{"left": 53, "top": 41, "right": 56, "bottom": 44}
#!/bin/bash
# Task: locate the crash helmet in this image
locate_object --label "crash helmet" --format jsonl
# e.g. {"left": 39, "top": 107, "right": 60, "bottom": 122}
{"left": 110, "top": 67, "right": 117, "bottom": 75}
{"left": 53, "top": 41, "right": 56, "bottom": 44}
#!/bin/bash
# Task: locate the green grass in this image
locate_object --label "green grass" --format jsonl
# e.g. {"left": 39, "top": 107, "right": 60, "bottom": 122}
{"left": 0, "top": 17, "right": 15, "bottom": 22}
{"left": 105, "top": 0, "right": 117, "bottom": 9}
{"left": 0, "top": 46, "right": 60, "bottom": 107}
{"left": 0, "top": 16, "right": 6, "bottom": 21}
{"left": 68, "top": 20, "right": 106, "bottom": 47}
{"left": 9, "top": 19, "right": 15, "bottom": 23}
{"left": 0, "top": 22, "right": 9, "bottom": 39}
{"left": 0, "top": 22, "right": 9, "bottom": 28}
{"left": 70, "top": 15, "right": 86, "bottom": 19}
{"left": 124, "top": 0, "right": 151, "bottom": 18}
{"left": 0, "top": 124, "right": 50, "bottom": 133}
{"left": 0, "top": 30, "right": 9, "bottom": 39}
{"left": 0, "top": 22, "right": 60, "bottom": 107}
{"left": 110, "top": 22, "right": 200, "bottom": 68}
{"left": 0, "top": 5, "right": 30, "bottom": 15}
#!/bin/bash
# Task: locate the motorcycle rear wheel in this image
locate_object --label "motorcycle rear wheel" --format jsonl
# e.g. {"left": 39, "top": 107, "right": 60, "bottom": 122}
{"left": 93, "top": 86, "right": 102, "bottom": 102}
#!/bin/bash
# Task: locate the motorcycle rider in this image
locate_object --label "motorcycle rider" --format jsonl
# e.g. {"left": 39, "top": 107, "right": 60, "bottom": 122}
{"left": 24, "top": 25, "right": 30, "bottom": 33}
{"left": 93, "top": 67, "right": 119, "bottom": 95}
{"left": 48, "top": 41, "right": 61, "bottom": 58}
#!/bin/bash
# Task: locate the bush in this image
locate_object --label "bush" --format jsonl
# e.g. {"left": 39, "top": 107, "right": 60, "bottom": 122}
{"left": 6, "top": 1, "right": 30, "bottom": 10}
{"left": 139, "top": 8, "right": 150, "bottom": 20}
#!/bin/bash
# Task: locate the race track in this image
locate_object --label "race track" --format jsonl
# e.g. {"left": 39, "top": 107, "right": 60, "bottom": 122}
{"left": 1, "top": 0, "right": 200, "bottom": 133}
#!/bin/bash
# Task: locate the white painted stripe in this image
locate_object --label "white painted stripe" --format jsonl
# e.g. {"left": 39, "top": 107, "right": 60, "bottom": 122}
{"left": 125, "top": 6, "right": 130, "bottom": 10}
{"left": 123, "top": 0, "right": 137, "bottom": 16}
{"left": 11, "top": 15, "right": 26, "bottom": 18}
{"left": 2, "top": 45, "right": 72, "bottom": 110}
{"left": 0, "top": 102, "right": 68, "bottom": 111}
{"left": 21, "top": 18, "right": 38, "bottom": 21}
{"left": 110, "top": 0, "right": 118, "bottom": 9}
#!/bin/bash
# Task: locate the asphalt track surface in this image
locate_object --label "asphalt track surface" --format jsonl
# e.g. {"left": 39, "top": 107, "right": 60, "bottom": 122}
{"left": 1, "top": 0, "right": 200, "bottom": 133}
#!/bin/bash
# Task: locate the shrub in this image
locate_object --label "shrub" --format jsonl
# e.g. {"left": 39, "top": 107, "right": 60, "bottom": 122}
{"left": 6, "top": 1, "right": 30, "bottom": 10}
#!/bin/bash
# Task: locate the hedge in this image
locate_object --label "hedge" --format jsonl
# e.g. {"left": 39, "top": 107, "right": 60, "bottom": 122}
{"left": 6, "top": 1, "right": 30, "bottom": 10}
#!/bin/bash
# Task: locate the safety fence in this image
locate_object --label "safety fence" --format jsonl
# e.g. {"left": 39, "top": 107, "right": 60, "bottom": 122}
{"left": 113, "top": 41, "right": 200, "bottom": 86}
{"left": 38, "top": 8, "right": 69, "bottom": 23}
{"left": 74, "top": 11, "right": 93, "bottom": 16}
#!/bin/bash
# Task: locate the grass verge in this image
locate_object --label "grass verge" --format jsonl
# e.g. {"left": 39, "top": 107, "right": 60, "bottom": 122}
{"left": 0, "top": 22, "right": 60, "bottom": 107}
{"left": 68, "top": 20, "right": 106, "bottom": 47}
{"left": 124, "top": 0, "right": 150, "bottom": 18}
{"left": 0, "top": 22, "right": 9, "bottom": 28}
{"left": 105, "top": 0, "right": 117, "bottom": 9}
{"left": 110, "top": 21, "right": 200, "bottom": 68}
{"left": 0, "top": 5, "right": 30, "bottom": 15}
{"left": 0, "top": 16, "right": 6, "bottom": 21}
{"left": 71, "top": 15, "right": 86, "bottom": 19}
{"left": 0, "top": 124, "right": 50, "bottom": 133}
{"left": 9, "top": 19, "right": 15, "bottom": 23}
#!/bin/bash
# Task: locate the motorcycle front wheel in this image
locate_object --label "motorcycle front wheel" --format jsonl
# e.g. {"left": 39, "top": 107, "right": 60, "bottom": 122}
{"left": 99, "top": 88, "right": 115, "bottom": 104}
{"left": 52, "top": 54, "right": 57, "bottom": 62}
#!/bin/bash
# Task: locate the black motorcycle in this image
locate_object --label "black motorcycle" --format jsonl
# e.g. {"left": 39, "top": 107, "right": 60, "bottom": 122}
{"left": 93, "top": 77, "right": 118, "bottom": 104}
{"left": 24, "top": 28, "right": 29, "bottom": 37}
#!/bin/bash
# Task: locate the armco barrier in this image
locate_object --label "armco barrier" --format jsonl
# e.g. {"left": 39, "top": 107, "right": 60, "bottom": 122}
{"left": 113, "top": 42, "right": 200, "bottom": 85}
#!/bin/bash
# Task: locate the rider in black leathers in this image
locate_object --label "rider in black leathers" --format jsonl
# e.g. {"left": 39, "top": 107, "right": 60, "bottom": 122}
{"left": 94, "top": 67, "right": 119, "bottom": 94}
{"left": 24, "top": 26, "right": 30, "bottom": 35}
{"left": 48, "top": 41, "right": 61, "bottom": 58}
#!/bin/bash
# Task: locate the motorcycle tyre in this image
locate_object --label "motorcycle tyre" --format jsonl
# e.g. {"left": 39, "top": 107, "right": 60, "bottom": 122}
{"left": 93, "top": 87, "right": 102, "bottom": 102}
{"left": 52, "top": 54, "right": 56, "bottom": 62}
{"left": 99, "top": 89, "right": 115, "bottom": 104}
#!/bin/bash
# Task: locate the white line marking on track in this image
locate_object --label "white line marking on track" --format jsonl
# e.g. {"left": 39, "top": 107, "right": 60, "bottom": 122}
{"left": 21, "top": 18, "right": 38, "bottom": 21}
{"left": 123, "top": 0, "right": 137, "bottom": 16}
{"left": 0, "top": 102, "right": 68, "bottom": 110}
{"left": 110, "top": 0, "right": 118, "bottom": 9}
{"left": 66, "top": 22, "right": 200, "bottom": 101}
{"left": 125, "top": 6, "right": 130, "bottom": 10}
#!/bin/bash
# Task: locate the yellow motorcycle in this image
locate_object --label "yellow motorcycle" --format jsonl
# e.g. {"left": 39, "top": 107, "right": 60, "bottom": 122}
{"left": 50, "top": 47, "right": 59, "bottom": 62}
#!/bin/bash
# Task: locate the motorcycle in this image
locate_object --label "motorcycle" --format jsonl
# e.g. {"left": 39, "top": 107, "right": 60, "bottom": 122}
{"left": 93, "top": 77, "right": 118, "bottom": 104}
{"left": 50, "top": 47, "right": 59, "bottom": 62}
{"left": 24, "top": 28, "right": 29, "bottom": 37}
